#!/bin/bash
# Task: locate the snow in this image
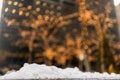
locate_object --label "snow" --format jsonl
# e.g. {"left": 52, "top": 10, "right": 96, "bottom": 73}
{"left": 0, "top": 63, "right": 120, "bottom": 79}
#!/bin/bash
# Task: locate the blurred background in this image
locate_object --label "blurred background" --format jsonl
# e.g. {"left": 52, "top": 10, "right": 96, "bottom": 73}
{"left": 0, "top": 0, "right": 120, "bottom": 74}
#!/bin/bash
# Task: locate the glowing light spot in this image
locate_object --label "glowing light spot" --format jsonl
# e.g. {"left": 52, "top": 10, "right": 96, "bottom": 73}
{"left": 8, "top": 1, "right": 12, "bottom": 5}
{"left": 5, "top": 8, "right": 9, "bottom": 12}
{"left": 36, "top": 1, "right": 41, "bottom": 5}
{"left": 25, "top": 12, "right": 30, "bottom": 16}
{"left": 27, "top": 5, "right": 32, "bottom": 10}
{"left": 13, "top": 1, "right": 18, "bottom": 6}
{"left": 36, "top": 8, "right": 40, "bottom": 12}
{"left": 42, "top": 2, "right": 47, "bottom": 7}
{"left": 12, "top": 9, "right": 16, "bottom": 14}
{"left": 45, "top": 16, "right": 49, "bottom": 21}
{"left": 19, "top": 11, "right": 23, "bottom": 16}
{"left": 38, "top": 15, "right": 42, "bottom": 19}
{"left": 18, "top": 3, "right": 23, "bottom": 7}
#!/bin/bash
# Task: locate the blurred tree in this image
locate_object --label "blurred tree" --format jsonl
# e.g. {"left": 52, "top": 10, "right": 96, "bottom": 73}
{"left": 75, "top": 0, "right": 118, "bottom": 72}
{"left": 76, "top": 0, "right": 91, "bottom": 71}
{"left": 96, "top": 34, "right": 118, "bottom": 73}
{"left": 84, "top": 0, "right": 118, "bottom": 73}
{"left": 0, "top": 0, "right": 119, "bottom": 73}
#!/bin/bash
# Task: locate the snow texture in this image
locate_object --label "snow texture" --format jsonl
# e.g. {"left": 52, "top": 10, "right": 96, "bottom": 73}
{"left": 0, "top": 63, "right": 120, "bottom": 79}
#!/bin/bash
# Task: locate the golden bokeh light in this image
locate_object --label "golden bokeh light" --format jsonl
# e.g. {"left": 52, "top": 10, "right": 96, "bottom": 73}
{"left": 58, "top": 16, "right": 63, "bottom": 21}
{"left": 36, "top": 1, "right": 41, "bottom": 5}
{"left": 36, "top": 8, "right": 41, "bottom": 12}
{"left": 27, "top": 5, "right": 32, "bottom": 10}
{"left": 37, "top": 15, "right": 42, "bottom": 19}
{"left": 12, "top": 9, "right": 16, "bottom": 14}
{"left": 18, "top": 3, "right": 23, "bottom": 7}
{"left": 13, "top": 1, "right": 18, "bottom": 6}
{"left": 25, "top": 12, "right": 30, "bottom": 16}
{"left": 8, "top": 1, "right": 12, "bottom": 5}
{"left": 44, "top": 16, "right": 49, "bottom": 21}
{"left": 19, "top": 10, "right": 23, "bottom": 16}
{"left": 5, "top": 8, "right": 9, "bottom": 12}
{"left": 42, "top": 2, "right": 47, "bottom": 7}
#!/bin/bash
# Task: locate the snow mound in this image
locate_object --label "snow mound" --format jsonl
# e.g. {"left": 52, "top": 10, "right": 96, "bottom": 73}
{"left": 0, "top": 63, "right": 120, "bottom": 79}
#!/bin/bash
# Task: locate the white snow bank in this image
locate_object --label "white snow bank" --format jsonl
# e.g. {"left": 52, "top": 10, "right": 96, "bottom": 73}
{"left": 0, "top": 63, "right": 120, "bottom": 79}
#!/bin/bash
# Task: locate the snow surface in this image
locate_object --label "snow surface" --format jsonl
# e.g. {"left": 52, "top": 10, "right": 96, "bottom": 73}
{"left": 0, "top": 63, "right": 120, "bottom": 79}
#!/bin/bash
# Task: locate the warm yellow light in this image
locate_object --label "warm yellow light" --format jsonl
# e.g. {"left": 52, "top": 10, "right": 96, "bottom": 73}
{"left": 18, "top": 3, "right": 23, "bottom": 7}
{"left": 25, "top": 12, "right": 30, "bottom": 16}
{"left": 8, "top": 1, "right": 12, "bottom": 5}
{"left": 13, "top": 1, "right": 18, "bottom": 6}
{"left": 42, "top": 2, "right": 47, "bottom": 7}
{"left": 36, "top": 1, "right": 41, "bottom": 5}
{"left": 59, "top": 17, "right": 63, "bottom": 21}
{"left": 45, "top": 16, "right": 49, "bottom": 21}
{"left": 19, "top": 11, "right": 23, "bottom": 16}
{"left": 12, "top": 9, "right": 16, "bottom": 14}
{"left": 38, "top": 15, "right": 42, "bottom": 19}
{"left": 5, "top": 8, "right": 9, "bottom": 12}
{"left": 36, "top": 8, "right": 40, "bottom": 12}
{"left": 27, "top": 5, "right": 32, "bottom": 10}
